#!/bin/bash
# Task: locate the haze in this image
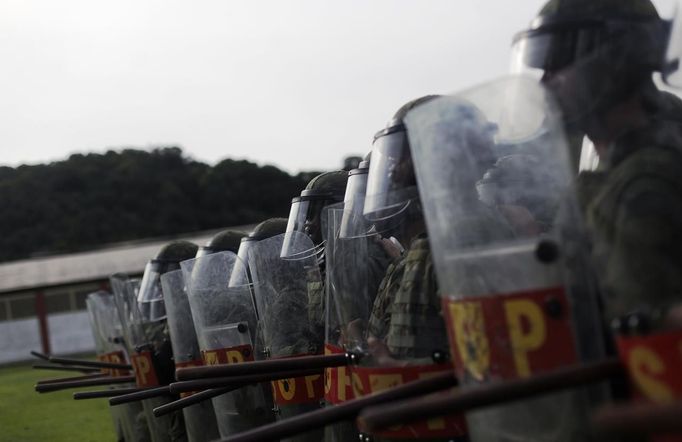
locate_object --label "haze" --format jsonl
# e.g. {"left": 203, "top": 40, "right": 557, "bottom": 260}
{"left": 0, "top": 0, "right": 545, "bottom": 173}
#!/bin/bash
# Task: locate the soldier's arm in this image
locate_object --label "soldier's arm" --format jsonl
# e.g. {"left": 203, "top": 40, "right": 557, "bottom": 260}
{"left": 603, "top": 176, "right": 682, "bottom": 322}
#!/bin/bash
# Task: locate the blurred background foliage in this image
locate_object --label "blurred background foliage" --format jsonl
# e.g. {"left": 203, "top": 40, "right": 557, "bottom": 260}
{"left": 0, "top": 147, "right": 319, "bottom": 263}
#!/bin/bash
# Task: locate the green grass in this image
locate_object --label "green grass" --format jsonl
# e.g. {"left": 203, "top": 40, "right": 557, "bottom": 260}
{"left": 0, "top": 360, "right": 116, "bottom": 442}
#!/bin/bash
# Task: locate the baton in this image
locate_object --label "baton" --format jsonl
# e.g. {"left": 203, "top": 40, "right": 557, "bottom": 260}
{"left": 30, "top": 351, "right": 50, "bottom": 361}
{"left": 48, "top": 356, "right": 132, "bottom": 370}
{"left": 176, "top": 353, "right": 353, "bottom": 381}
{"left": 33, "top": 363, "right": 102, "bottom": 373}
{"left": 170, "top": 368, "right": 323, "bottom": 394}
{"left": 109, "top": 386, "right": 172, "bottom": 405}
{"left": 592, "top": 401, "right": 682, "bottom": 437}
{"left": 37, "top": 373, "right": 109, "bottom": 385}
{"left": 221, "top": 371, "right": 457, "bottom": 442}
{"left": 152, "top": 386, "right": 239, "bottom": 417}
{"left": 74, "top": 387, "right": 144, "bottom": 400}
{"left": 357, "top": 358, "right": 623, "bottom": 433}
{"left": 35, "top": 375, "right": 136, "bottom": 393}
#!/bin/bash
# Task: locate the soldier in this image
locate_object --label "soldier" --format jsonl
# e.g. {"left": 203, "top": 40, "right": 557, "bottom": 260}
{"left": 351, "top": 97, "right": 468, "bottom": 441}
{"left": 182, "top": 223, "right": 284, "bottom": 440}
{"left": 243, "top": 174, "right": 347, "bottom": 442}
{"left": 159, "top": 230, "right": 246, "bottom": 442}
{"left": 86, "top": 290, "right": 151, "bottom": 442}
{"left": 364, "top": 96, "right": 448, "bottom": 362}
{"left": 512, "top": 0, "right": 682, "bottom": 411}
{"left": 512, "top": 0, "right": 682, "bottom": 329}
{"left": 323, "top": 156, "right": 397, "bottom": 442}
{"left": 402, "top": 71, "right": 614, "bottom": 440}
{"left": 281, "top": 171, "right": 349, "bottom": 354}
{"left": 132, "top": 240, "right": 198, "bottom": 442}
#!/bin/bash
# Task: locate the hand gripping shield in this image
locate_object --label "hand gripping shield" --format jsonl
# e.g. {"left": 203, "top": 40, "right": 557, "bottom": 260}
{"left": 181, "top": 251, "right": 274, "bottom": 438}
{"left": 248, "top": 232, "right": 326, "bottom": 441}
{"left": 86, "top": 291, "right": 141, "bottom": 442}
{"left": 160, "top": 270, "right": 220, "bottom": 442}
{"left": 405, "top": 75, "right": 607, "bottom": 442}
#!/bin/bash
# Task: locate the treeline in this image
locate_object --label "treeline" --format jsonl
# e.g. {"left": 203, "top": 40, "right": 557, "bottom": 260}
{"left": 0, "top": 147, "right": 318, "bottom": 262}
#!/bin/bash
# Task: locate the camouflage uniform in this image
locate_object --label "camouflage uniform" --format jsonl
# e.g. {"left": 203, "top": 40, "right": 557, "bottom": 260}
{"left": 578, "top": 90, "right": 682, "bottom": 324}
{"left": 367, "top": 236, "right": 464, "bottom": 442}
{"left": 385, "top": 237, "right": 448, "bottom": 360}
{"left": 368, "top": 256, "right": 406, "bottom": 342}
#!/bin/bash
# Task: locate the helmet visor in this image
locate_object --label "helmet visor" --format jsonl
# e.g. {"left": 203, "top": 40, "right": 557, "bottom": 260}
{"left": 137, "top": 260, "right": 177, "bottom": 321}
{"left": 511, "top": 22, "right": 604, "bottom": 75}
{"left": 364, "top": 129, "right": 412, "bottom": 213}
{"left": 229, "top": 238, "right": 255, "bottom": 286}
{"left": 339, "top": 169, "right": 370, "bottom": 239}
{"left": 282, "top": 196, "right": 336, "bottom": 258}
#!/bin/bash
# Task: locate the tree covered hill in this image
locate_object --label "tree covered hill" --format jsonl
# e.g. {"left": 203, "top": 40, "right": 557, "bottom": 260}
{"left": 0, "top": 147, "right": 318, "bottom": 262}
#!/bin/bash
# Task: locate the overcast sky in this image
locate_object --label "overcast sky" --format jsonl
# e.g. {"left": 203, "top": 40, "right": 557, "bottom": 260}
{"left": 1, "top": 0, "right": 546, "bottom": 173}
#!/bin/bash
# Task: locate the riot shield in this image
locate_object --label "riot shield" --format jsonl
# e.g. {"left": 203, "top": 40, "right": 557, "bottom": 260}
{"left": 248, "top": 232, "right": 326, "bottom": 441}
{"left": 160, "top": 270, "right": 220, "bottom": 442}
{"left": 405, "top": 75, "right": 607, "bottom": 441}
{"left": 327, "top": 200, "right": 468, "bottom": 442}
{"left": 111, "top": 274, "right": 186, "bottom": 442}
{"left": 181, "top": 251, "right": 275, "bottom": 438}
{"left": 86, "top": 291, "right": 147, "bottom": 442}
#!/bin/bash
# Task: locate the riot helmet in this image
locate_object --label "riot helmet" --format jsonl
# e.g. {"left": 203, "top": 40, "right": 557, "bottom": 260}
{"left": 196, "top": 230, "right": 248, "bottom": 258}
{"left": 511, "top": 0, "right": 680, "bottom": 131}
{"left": 363, "top": 95, "right": 440, "bottom": 240}
{"left": 282, "top": 171, "right": 347, "bottom": 259}
{"left": 338, "top": 154, "right": 371, "bottom": 239}
{"left": 231, "top": 218, "right": 288, "bottom": 286}
{"left": 137, "top": 240, "right": 198, "bottom": 321}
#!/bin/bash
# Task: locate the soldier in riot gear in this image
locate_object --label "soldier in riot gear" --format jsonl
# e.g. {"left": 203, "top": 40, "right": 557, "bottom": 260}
{"left": 513, "top": 0, "right": 682, "bottom": 412}
{"left": 282, "top": 171, "right": 349, "bottom": 351}
{"left": 364, "top": 96, "right": 451, "bottom": 361}
{"left": 133, "top": 240, "right": 198, "bottom": 442}
{"left": 403, "top": 74, "right": 612, "bottom": 440}
{"left": 183, "top": 224, "right": 284, "bottom": 440}
{"left": 240, "top": 174, "right": 347, "bottom": 442}
{"left": 343, "top": 96, "right": 468, "bottom": 441}
{"left": 160, "top": 230, "right": 246, "bottom": 442}
{"left": 512, "top": 0, "right": 682, "bottom": 323}
{"left": 86, "top": 290, "right": 151, "bottom": 442}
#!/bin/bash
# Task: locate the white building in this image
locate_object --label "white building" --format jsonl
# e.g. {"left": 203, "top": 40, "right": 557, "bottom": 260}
{"left": 0, "top": 226, "right": 253, "bottom": 364}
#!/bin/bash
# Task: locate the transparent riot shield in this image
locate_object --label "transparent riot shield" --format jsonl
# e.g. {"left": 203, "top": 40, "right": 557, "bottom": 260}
{"left": 111, "top": 274, "right": 186, "bottom": 442}
{"left": 323, "top": 206, "right": 378, "bottom": 442}
{"left": 160, "top": 270, "right": 220, "bottom": 442}
{"left": 181, "top": 251, "right": 274, "bottom": 438}
{"left": 406, "top": 75, "right": 607, "bottom": 442}
{"left": 248, "top": 232, "right": 325, "bottom": 442}
{"left": 86, "top": 291, "right": 146, "bottom": 442}
{"left": 329, "top": 199, "right": 468, "bottom": 441}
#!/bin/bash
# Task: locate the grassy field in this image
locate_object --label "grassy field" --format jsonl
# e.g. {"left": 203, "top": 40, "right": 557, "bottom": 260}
{"left": 0, "top": 360, "right": 115, "bottom": 442}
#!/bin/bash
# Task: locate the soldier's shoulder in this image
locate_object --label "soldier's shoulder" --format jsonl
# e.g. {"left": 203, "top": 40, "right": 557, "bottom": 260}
{"left": 405, "top": 235, "right": 430, "bottom": 259}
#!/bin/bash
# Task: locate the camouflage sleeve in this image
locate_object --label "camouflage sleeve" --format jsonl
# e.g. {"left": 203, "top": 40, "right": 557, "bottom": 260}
{"left": 602, "top": 175, "right": 682, "bottom": 320}
{"left": 368, "top": 258, "right": 405, "bottom": 341}
{"left": 386, "top": 238, "right": 448, "bottom": 359}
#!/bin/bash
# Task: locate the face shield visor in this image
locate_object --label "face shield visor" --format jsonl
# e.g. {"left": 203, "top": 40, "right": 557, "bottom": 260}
{"left": 195, "top": 246, "right": 214, "bottom": 258}
{"left": 339, "top": 167, "right": 370, "bottom": 239}
{"left": 229, "top": 237, "right": 255, "bottom": 287}
{"left": 511, "top": 12, "right": 675, "bottom": 126}
{"left": 282, "top": 193, "right": 340, "bottom": 260}
{"left": 137, "top": 260, "right": 180, "bottom": 321}
{"left": 363, "top": 126, "right": 420, "bottom": 236}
